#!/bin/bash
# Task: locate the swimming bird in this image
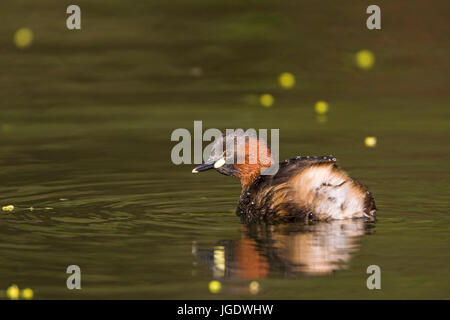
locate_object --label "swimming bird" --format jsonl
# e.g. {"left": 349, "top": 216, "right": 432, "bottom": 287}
{"left": 192, "top": 132, "right": 376, "bottom": 222}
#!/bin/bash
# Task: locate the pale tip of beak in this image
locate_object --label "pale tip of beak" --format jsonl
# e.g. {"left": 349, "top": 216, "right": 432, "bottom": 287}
{"left": 192, "top": 168, "right": 198, "bottom": 173}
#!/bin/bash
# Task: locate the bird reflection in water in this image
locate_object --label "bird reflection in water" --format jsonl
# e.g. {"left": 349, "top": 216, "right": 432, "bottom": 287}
{"left": 193, "top": 219, "right": 374, "bottom": 279}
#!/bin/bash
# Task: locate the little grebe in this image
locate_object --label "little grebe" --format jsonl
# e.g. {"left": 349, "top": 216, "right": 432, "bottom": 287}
{"left": 192, "top": 132, "right": 376, "bottom": 222}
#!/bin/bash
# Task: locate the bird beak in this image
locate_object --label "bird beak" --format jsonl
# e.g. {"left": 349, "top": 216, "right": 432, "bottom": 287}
{"left": 192, "top": 162, "right": 214, "bottom": 173}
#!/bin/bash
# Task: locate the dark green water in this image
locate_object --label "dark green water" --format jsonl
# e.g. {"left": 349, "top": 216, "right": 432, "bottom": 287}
{"left": 0, "top": 1, "right": 449, "bottom": 299}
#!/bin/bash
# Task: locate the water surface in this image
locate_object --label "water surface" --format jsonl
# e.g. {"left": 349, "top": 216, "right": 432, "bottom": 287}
{"left": 0, "top": 0, "right": 449, "bottom": 299}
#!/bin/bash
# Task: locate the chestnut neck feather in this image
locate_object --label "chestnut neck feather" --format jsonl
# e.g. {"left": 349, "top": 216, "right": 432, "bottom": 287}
{"left": 233, "top": 139, "right": 273, "bottom": 189}
{"left": 236, "top": 164, "right": 262, "bottom": 188}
